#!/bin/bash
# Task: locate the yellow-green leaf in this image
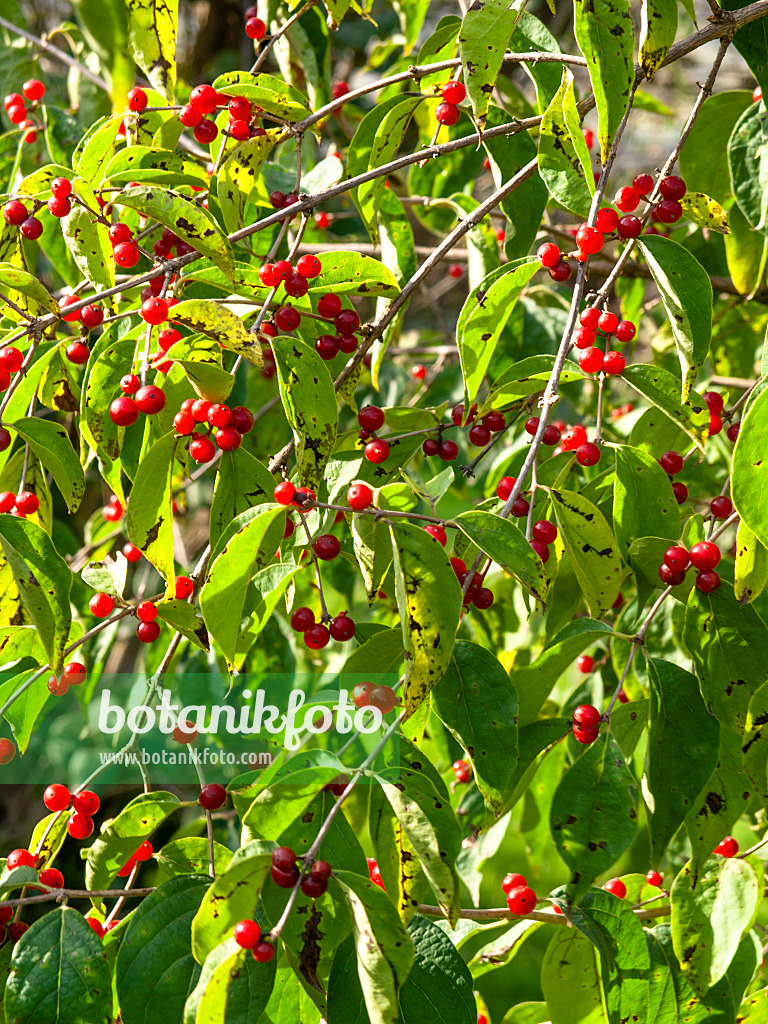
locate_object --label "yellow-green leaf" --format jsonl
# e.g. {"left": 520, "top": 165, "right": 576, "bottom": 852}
{"left": 126, "top": 0, "right": 179, "bottom": 101}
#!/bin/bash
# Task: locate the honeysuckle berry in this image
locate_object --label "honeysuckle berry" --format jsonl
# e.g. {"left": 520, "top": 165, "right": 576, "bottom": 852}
{"left": 633, "top": 173, "right": 654, "bottom": 194}
{"left": 290, "top": 608, "right": 314, "bottom": 635}
{"left": 22, "top": 78, "right": 44, "bottom": 102}
{"left": 305, "top": 623, "right": 331, "bottom": 649}
{"left": 113, "top": 241, "right": 140, "bottom": 267}
{"left": 604, "top": 878, "right": 626, "bottom": 899}
{"left": 671, "top": 481, "right": 688, "bottom": 504}
{"left": 659, "top": 451, "right": 684, "bottom": 475}
{"left": 695, "top": 569, "right": 720, "bottom": 592}
{"left": 690, "top": 541, "right": 720, "bottom": 570}
{"left": 579, "top": 347, "right": 604, "bottom": 374}
{"left": 453, "top": 759, "right": 471, "bottom": 783}
{"left": 38, "top": 867, "right": 64, "bottom": 890}
{"left": 314, "top": 535, "right": 340, "bottom": 561}
{"left": 438, "top": 439, "right": 459, "bottom": 460}
{"left": 199, "top": 784, "right": 227, "bottom": 810}
{"left": 435, "top": 101, "right": 460, "bottom": 125}
{"left": 329, "top": 614, "right": 356, "bottom": 641}
{"left": 365, "top": 438, "right": 390, "bottom": 463}
{"left": 714, "top": 835, "right": 738, "bottom": 857}
{"left": 576, "top": 655, "right": 594, "bottom": 674}
{"left": 126, "top": 87, "right": 148, "bottom": 112}
{"left": 595, "top": 207, "right": 619, "bottom": 232}
{"left": 548, "top": 260, "right": 572, "bottom": 282}
{"left": 537, "top": 242, "right": 561, "bottom": 268}
{"left": 614, "top": 186, "right": 639, "bottom": 212}
{"left": 20, "top": 215, "right": 42, "bottom": 239}
{"left": 6, "top": 848, "right": 35, "bottom": 870}
{"left": 245, "top": 16, "right": 267, "bottom": 39}
{"left": 659, "top": 174, "right": 686, "bottom": 200}
{"left": 617, "top": 215, "right": 642, "bottom": 239}
{"left": 575, "top": 224, "right": 603, "bottom": 255}
{"left": 67, "top": 813, "right": 94, "bottom": 840}
{"left": 134, "top": 385, "right": 166, "bottom": 415}
{"left": 234, "top": 920, "right": 261, "bottom": 949}
{"left": 89, "top": 592, "right": 114, "bottom": 618}
{"left": 369, "top": 685, "right": 397, "bottom": 712}
{"left": 532, "top": 520, "right": 557, "bottom": 544}
{"left": 531, "top": 541, "right": 549, "bottom": 562}
{"left": 603, "top": 351, "right": 625, "bottom": 375}
{"left": 709, "top": 411, "right": 723, "bottom": 436}
{"left": 15, "top": 491, "right": 39, "bottom": 514}
{"left": 506, "top": 885, "right": 537, "bottom": 915}
{"left": 43, "top": 784, "right": 71, "bottom": 812}
{"left": 468, "top": 423, "right": 491, "bottom": 447}
{"left": 253, "top": 940, "right": 275, "bottom": 962}
{"left": 65, "top": 342, "right": 89, "bottom": 365}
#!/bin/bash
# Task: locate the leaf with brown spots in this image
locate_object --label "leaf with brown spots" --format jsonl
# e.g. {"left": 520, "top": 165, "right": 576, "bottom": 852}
{"left": 12, "top": 417, "right": 85, "bottom": 513}
{"left": 168, "top": 299, "right": 264, "bottom": 369}
{"left": 389, "top": 522, "right": 462, "bottom": 719}
{"left": 218, "top": 130, "right": 282, "bottom": 235}
{"left": 734, "top": 520, "right": 768, "bottom": 605}
{"left": 458, "top": 0, "right": 527, "bottom": 132}
{"left": 126, "top": 0, "right": 178, "bottom": 101}
{"left": 369, "top": 783, "right": 430, "bottom": 925}
{"left": 537, "top": 66, "right": 595, "bottom": 217}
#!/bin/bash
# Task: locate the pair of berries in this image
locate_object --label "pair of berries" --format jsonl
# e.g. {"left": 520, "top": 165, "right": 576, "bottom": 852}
{"left": 233, "top": 918, "right": 273, "bottom": 961}
{"left": 0, "top": 489, "right": 39, "bottom": 518}
{"left": 572, "top": 703, "right": 601, "bottom": 744}
{"left": 117, "top": 840, "right": 153, "bottom": 877}
{"left": 495, "top": 477, "right": 528, "bottom": 518}
{"left": 659, "top": 541, "right": 721, "bottom": 592}
{"left": 109, "top": 384, "right": 166, "bottom": 426}
{"left": 453, "top": 759, "right": 471, "bottom": 784}
{"left": 258, "top": 253, "right": 322, "bottom": 292}
{"left": 528, "top": 519, "right": 558, "bottom": 564}
{"left": 47, "top": 661, "right": 86, "bottom": 696}
{"left": 290, "top": 606, "right": 356, "bottom": 648}
{"left": 465, "top": 409, "right": 507, "bottom": 449}
{"left": 350, "top": 683, "right": 398, "bottom": 713}
{"left": 703, "top": 390, "right": 725, "bottom": 437}
{"left": 422, "top": 436, "right": 459, "bottom": 460}
{"left": 502, "top": 872, "right": 537, "bottom": 916}
{"left": 434, "top": 80, "right": 466, "bottom": 126}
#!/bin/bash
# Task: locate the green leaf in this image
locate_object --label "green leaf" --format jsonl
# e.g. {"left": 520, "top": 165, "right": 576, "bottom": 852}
{"left": 79, "top": 329, "right": 136, "bottom": 493}
{"left": 331, "top": 870, "right": 414, "bottom": 1024}
{"left": 191, "top": 840, "right": 273, "bottom": 964}
{"left": 356, "top": 96, "right": 423, "bottom": 242}
{"left": 538, "top": 67, "right": 595, "bottom": 217}
{"left": 126, "top": 0, "right": 178, "bottom": 101}
{"left": 733, "top": 386, "right": 768, "bottom": 551}
{"left": 199, "top": 505, "right": 286, "bottom": 671}
{"left": 62, "top": 177, "right": 114, "bottom": 299}
{"left": 735, "top": 520, "right": 768, "bottom": 604}
{"left": 11, "top": 417, "right": 85, "bottom": 513}
{"left": 573, "top": 0, "right": 634, "bottom": 162}
{"left": 572, "top": 890, "right": 651, "bottom": 1024}
{"left": 156, "top": 838, "right": 233, "bottom": 881}
{"left": 684, "top": 728, "right": 753, "bottom": 871}
{"left": 168, "top": 299, "right": 264, "bottom": 368}
{"left": 683, "top": 585, "right": 768, "bottom": 733}
{"left": 4, "top": 907, "right": 112, "bottom": 1024}
{"left": 512, "top": 619, "right": 615, "bottom": 726}
{"left": 622, "top": 364, "right": 710, "bottom": 451}
{"left": 483, "top": 355, "right": 587, "bottom": 411}
{"left": 125, "top": 430, "right": 179, "bottom": 589}
{"left": 104, "top": 146, "right": 208, "bottom": 187}
{"left": 217, "top": 131, "right": 280, "bottom": 235}
{"left": 272, "top": 336, "right": 338, "bottom": 493}
{"left": 638, "top": 0, "right": 677, "bottom": 79}
{"left": 116, "top": 876, "right": 209, "bottom": 1023}
{"left": 646, "top": 658, "right": 720, "bottom": 863}
{"left": 157, "top": 598, "right": 210, "bottom": 651}
{"left": 723, "top": 0, "right": 768, "bottom": 99}
{"left": 376, "top": 766, "right": 463, "bottom": 925}
{"left": 235, "top": 563, "right": 304, "bottom": 668}
{"left": 612, "top": 444, "right": 680, "bottom": 557}
{"left": 725, "top": 201, "right": 765, "bottom": 295}
{"left": 431, "top": 641, "right": 518, "bottom": 812}
{"left": 389, "top": 522, "right": 462, "bottom": 718}
{"left": 118, "top": 187, "right": 234, "bottom": 280}
{"left": 82, "top": 553, "right": 127, "bottom": 599}
{"left": 305, "top": 250, "right": 400, "bottom": 297}
{"left": 183, "top": 937, "right": 276, "bottom": 1024}
{"left": 549, "top": 734, "right": 637, "bottom": 896}
{"left": 212, "top": 70, "right": 312, "bottom": 121}
{"left": 368, "top": 784, "right": 430, "bottom": 926}
{"left": 0, "top": 263, "right": 58, "bottom": 315}
{"left": 458, "top": 259, "right": 539, "bottom": 408}
{"left": 636, "top": 236, "right": 713, "bottom": 401}
{"left": 510, "top": 13, "right": 563, "bottom": 112}
{"left": 729, "top": 102, "right": 768, "bottom": 232}
{"left": 743, "top": 681, "right": 768, "bottom": 810}
{"left": 209, "top": 448, "right": 275, "bottom": 554}
{"left": 681, "top": 91, "right": 752, "bottom": 202}
{"left": 416, "top": 17, "right": 461, "bottom": 93}
{"left": 84, "top": 791, "right": 182, "bottom": 890}
{"left": 671, "top": 855, "right": 759, "bottom": 994}
{"left": 647, "top": 923, "right": 735, "bottom": 1024}
{"left": 0, "top": 515, "right": 72, "bottom": 673}
{"left": 458, "top": 0, "right": 525, "bottom": 132}
{"left": 164, "top": 334, "right": 233, "bottom": 403}
{"left": 548, "top": 487, "right": 623, "bottom": 617}
{"left": 454, "top": 509, "right": 548, "bottom": 603}
{"left": 540, "top": 928, "right": 605, "bottom": 1024}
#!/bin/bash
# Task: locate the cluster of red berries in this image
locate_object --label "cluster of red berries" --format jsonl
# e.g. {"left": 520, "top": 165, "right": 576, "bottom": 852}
{"left": 614, "top": 173, "right": 686, "bottom": 228}
{"left": 502, "top": 871, "right": 537, "bottom": 916}
{"left": 176, "top": 84, "right": 224, "bottom": 144}
{"left": 350, "top": 683, "right": 398, "bottom": 713}
{"left": 102, "top": 493, "right": 124, "bottom": 523}
{"left": 233, "top": 918, "right": 273, "bottom": 962}
{"left": 434, "top": 80, "right": 466, "bottom": 127}
{"left": 4, "top": 77, "right": 45, "bottom": 142}
{"left": 173, "top": 398, "right": 255, "bottom": 462}
{"left": 41, "top": 784, "right": 99, "bottom": 839}
{"left": 575, "top": 307, "right": 635, "bottom": 376}
{"left": 6, "top": 846, "right": 63, "bottom": 892}
{"left": 449, "top": 556, "right": 495, "bottom": 609}
{"left": 0, "top": 488, "right": 39, "bottom": 518}
{"left": 270, "top": 845, "right": 332, "bottom": 899}
{"left": 117, "top": 840, "right": 153, "bottom": 877}
{"left": 47, "top": 661, "right": 86, "bottom": 696}
{"left": 289, "top": 605, "right": 356, "bottom": 650}
{"left": 659, "top": 540, "right": 722, "bottom": 593}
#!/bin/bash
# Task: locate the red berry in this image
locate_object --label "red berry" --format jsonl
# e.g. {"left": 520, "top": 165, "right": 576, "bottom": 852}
{"left": 579, "top": 347, "right": 604, "bottom": 374}
{"left": 442, "top": 80, "right": 466, "bottom": 104}
{"left": 245, "top": 17, "right": 266, "bottom": 39}
{"left": 468, "top": 423, "right": 491, "bottom": 447}
{"left": 228, "top": 406, "right": 254, "bottom": 434}
{"left": 65, "top": 342, "right": 90, "bottom": 365}
{"left": 576, "top": 443, "right": 600, "bottom": 467}
{"left": 614, "top": 320, "right": 636, "bottom": 343}
{"left": 365, "top": 439, "right": 390, "bottom": 464}
{"left": 194, "top": 119, "right": 218, "bottom": 144}
{"left": 506, "top": 885, "right": 537, "bottom": 916}
{"left": 7, "top": 104, "right": 26, "bottom": 124}
{"left": 329, "top": 614, "right": 356, "bottom": 642}
{"left": 542, "top": 425, "right": 561, "bottom": 445}
{"left": 603, "top": 351, "right": 625, "bottom": 375}
{"left": 358, "top": 405, "right": 384, "bottom": 432}
{"left": 531, "top": 541, "right": 549, "bottom": 563}
{"left": 113, "top": 242, "right": 140, "bottom": 268}
{"left": 453, "top": 759, "right": 471, "bottom": 783}
{"left": 296, "top": 254, "right": 322, "bottom": 278}
{"left": 0, "top": 346, "right": 23, "bottom": 372}
{"left": 537, "top": 242, "right": 561, "bottom": 268}
{"left": 6, "top": 848, "right": 34, "bottom": 870}
{"left": 137, "top": 620, "right": 161, "bottom": 643}
{"left": 532, "top": 520, "right": 557, "bottom": 544}
{"left": 548, "top": 261, "right": 572, "bottom": 282}
{"left": 190, "top": 434, "right": 216, "bottom": 463}
{"left": 72, "top": 790, "right": 99, "bottom": 815}
{"left": 439, "top": 439, "right": 459, "bottom": 461}
{"left": 291, "top": 607, "right": 315, "bottom": 634}
{"left": 633, "top": 173, "right": 654, "bottom": 195}
{"left": 703, "top": 391, "right": 724, "bottom": 413}
{"left": 713, "top": 835, "right": 738, "bottom": 857}
{"left": 134, "top": 385, "right": 165, "bottom": 415}
{"left": 8, "top": 922, "right": 28, "bottom": 942}
{"left": 412, "top": 364, "right": 427, "bottom": 380}
{"left": 575, "top": 327, "right": 595, "bottom": 350}
{"left": 664, "top": 546, "right": 690, "bottom": 571}
{"left": 646, "top": 869, "right": 663, "bottom": 887}
{"left": 710, "top": 496, "right": 733, "bottom": 519}
{"left": 573, "top": 722, "right": 599, "bottom": 744}
{"left": 81, "top": 304, "right": 104, "bottom": 329}
{"left": 484, "top": 410, "right": 506, "bottom": 432}
{"left": 140, "top": 296, "right": 168, "bottom": 325}
{"left": 314, "top": 534, "right": 340, "bottom": 561}
{"left": 317, "top": 293, "right": 342, "bottom": 319}
{"left": 190, "top": 84, "right": 218, "bottom": 114}
{"left": 617, "top": 215, "right": 642, "bottom": 239}
{"left": 67, "top": 813, "right": 94, "bottom": 840}
{"left": 709, "top": 412, "right": 723, "bottom": 436}
{"left": 561, "top": 425, "right": 587, "bottom": 450}
{"left": 580, "top": 307, "right": 601, "bottom": 329}
{"left": 727, "top": 422, "right": 740, "bottom": 442}
{"left": 38, "top": 867, "right": 64, "bottom": 889}
{"left": 690, "top": 541, "right": 720, "bottom": 571}
{"left": 672, "top": 481, "right": 688, "bottom": 504}
{"left": 14, "top": 491, "right": 39, "bottom": 514}
{"left": 659, "top": 451, "right": 684, "bottom": 475}
{"left": 335, "top": 309, "right": 360, "bottom": 335}
{"left": 575, "top": 224, "right": 604, "bottom": 255}
{"left": 424, "top": 524, "right": 447, "bottom": 546}
{"left": 347, "top": 483, "right": 373, "bottom": 510}
{"left": 659, "top": 175, "right": 686, "bottom": 200}
{"left": 695, "top": 570, "right": 720, "bottom": 593}
{"left": 573, "top": 704, "right": 601, "bottom": 727}
{"left": 215, "top": 426, "right": 242, "bottom": 451}
{"left": 595, "top": 207, "right": 619, "bottom": 233}
{"left": 369, "top": 685, "right": 398, "bottom": 712}
{"left": 604, "top": 878, "right": 626, "bottom": 899}
{"left": 20, "top": 215, "right": 42, "bottom": 240}
{"left": 60, "top": 294, "right": 82, "bottom": 322}
{"left": 656, "top": 199, "right": 682, "bottom": 224}
{"left": 89, "top": 592, "right": 114, "bottom": 618}
{"left": 253, "top": 941, "right": 275, "bottom": 962}
{"left": 305, "top": 623, "right": 331, "bottom": 650}
{"left": 47, "top": 195, "right": 71, "bottom": 218}
{"left": 511, "top": 497, "right": 529, "bottom": 518}
{"left": 275, "top": 306, "right": 300, "bottom": 332}
{"left": 285, "top": 274, "right": 309, "bottom": 299}
{"left": 198, "top": 783, "right": 227, "bottom": 811}
{"left": 614, "top": 186, "right": 639, "bottom": 212}
{"left": 435, "top": 102, "right": 460, "bottom": 126}
{"left": 22, "top": 79, "right": 45, "bottom": 102}
{"left": 496, "top": 476, "right": 516, "bottom": 501}
{"left": 174, "top": 575, "right": 194, "bottom": 600}
{"left": 502, "top": 872, "right": 527, "bottom": 895}
{"left": 448, "top": 263, "right": 463, "bottom": 278}
{"left": 43, "top": 783, "right": 71, "bottom": 812}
